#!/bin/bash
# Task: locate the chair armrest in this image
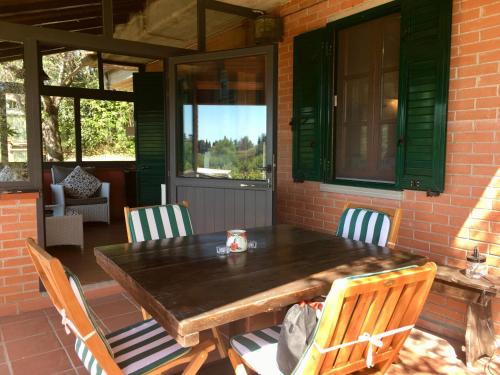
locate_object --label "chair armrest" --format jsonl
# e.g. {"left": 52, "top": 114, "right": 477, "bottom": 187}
{"left": 50, "top": 184, "right": 65, "bottom": 206}
{"left": 98, "top": 182, "right": 110, "bottom": 200}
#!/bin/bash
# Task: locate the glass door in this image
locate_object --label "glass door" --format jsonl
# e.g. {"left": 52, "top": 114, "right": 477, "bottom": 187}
{"left": 169, "top": 46, "right": 275, "bottom": 233}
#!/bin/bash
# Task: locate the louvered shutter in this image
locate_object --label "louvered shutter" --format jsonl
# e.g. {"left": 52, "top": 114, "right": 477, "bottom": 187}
{"left": 396, "top": 0, "right": 452, "bottom": 193}
{"left": 133, "top": 72, "right": 166, "bottom": 206}
{"left": 292, "top": 28, "right": 327, "bottom": 182}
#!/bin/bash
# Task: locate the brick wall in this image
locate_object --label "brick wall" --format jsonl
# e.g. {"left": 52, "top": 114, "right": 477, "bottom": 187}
{"left": 276, "top": 0, "right": 500, "bottom": 338}
{"left": 0, "top": 192, "right": 122, "bottom": 317}
{"left": 0, "top": 193, "right": 47, "bottom": 316}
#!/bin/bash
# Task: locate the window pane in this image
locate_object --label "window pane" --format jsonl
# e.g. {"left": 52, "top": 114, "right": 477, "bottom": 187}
{"left": 81, "top": 100, "right": 135, "bottom": 161}
{"left": 0, "top": 43, "right": 28, "bottom": 181}
{"left": 177, "top": 55, "right": 267, "bottom": 180}
{"left": 103, "top": 63, "right": 138, "bottom": 92}
{"left": 41, "top": 96, "right": 75, "bottom": 162}
{"left": 335, "top": 13, "right": 400, "bottom": 183}
{"left": 42, "top": 50, "right": 99, "bottom": 89}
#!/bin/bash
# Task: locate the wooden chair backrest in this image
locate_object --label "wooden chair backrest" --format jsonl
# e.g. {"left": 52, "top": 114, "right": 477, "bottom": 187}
{"left": 297, "top": 262, "right": 436, "bottom": 375}
{"left": 123, "top": 200, "right": 189, "bottom": 243}
{"left": 26, "top": 238, "right": 65, "bottom": 312}
{"left": 26, "top": 238, "right": 121, "bottom": 374}
{"left": 342, "top": 202, "right": 402, "bottom": 249}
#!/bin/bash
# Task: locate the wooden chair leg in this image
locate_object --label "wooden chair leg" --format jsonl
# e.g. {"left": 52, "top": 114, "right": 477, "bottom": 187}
{"left": 211, "top": 327, "right": 227, "bottom": 358}
{"left": 228, "top": 348, "right": 249, "bottom": 375}
{"left": 141, "top": 307, "right": 152, "bottom": 320}
{"left": 182, "top": 340, "right": 216, "bottom": 375}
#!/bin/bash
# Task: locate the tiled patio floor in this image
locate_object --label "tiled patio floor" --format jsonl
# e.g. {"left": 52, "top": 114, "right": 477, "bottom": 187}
{"left": 0, "top": 292, "right": 497, "bottom": 375}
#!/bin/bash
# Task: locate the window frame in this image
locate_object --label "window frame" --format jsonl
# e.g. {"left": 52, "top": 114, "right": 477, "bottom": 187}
{"left": 39, "top": 49, "right": 142, "bottom": 166}
{"left": 0, "top": 41, "right": 41, "bottom": 192}
{"left": 324, "top": 1, "right": 402, "bottom": 191}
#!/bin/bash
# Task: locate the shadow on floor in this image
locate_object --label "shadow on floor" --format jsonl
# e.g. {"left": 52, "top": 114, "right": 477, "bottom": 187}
{"left": 46, "top": 220, "right": 128, "bottom": 285}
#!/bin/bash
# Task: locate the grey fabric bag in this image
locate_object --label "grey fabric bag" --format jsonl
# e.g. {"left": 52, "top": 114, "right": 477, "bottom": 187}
{"left": 277, "top": 304, "right": 319, "bottom": 374}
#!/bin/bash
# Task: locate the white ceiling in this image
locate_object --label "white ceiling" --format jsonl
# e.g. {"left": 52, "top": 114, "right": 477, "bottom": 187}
{"left": 114, "top": 0, "right": 288, "bottom": 49}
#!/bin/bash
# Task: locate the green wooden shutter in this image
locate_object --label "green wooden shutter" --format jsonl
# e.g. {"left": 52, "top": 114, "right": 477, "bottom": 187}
{"left": 396, "top": 0, "right": 452, "bottom": 193}
{"left": 133, "top": 72, "right": 166, "bottom": 206}
{"left": 292, "top": 27, "right": 327, "bottom": 182}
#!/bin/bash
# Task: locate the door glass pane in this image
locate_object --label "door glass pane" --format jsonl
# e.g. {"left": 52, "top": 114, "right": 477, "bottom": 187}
{"left": 0, "top": 42, "right": 28, "bottom": 181}
{"left": 177, "top": 55, "right": 266, "bottom": 180}
{"left": 41, "top": 96, "right": 76, "bottom": 161}
{"left": 81, "top": 100, "right": 135, "bottom": 161}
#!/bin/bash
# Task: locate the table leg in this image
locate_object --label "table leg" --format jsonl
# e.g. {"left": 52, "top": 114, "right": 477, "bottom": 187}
{"left": 211, "top": 327, "right": 228, "bottom": 359}
{"left": 465, "top": 294, "right": 495, "bottom": 368}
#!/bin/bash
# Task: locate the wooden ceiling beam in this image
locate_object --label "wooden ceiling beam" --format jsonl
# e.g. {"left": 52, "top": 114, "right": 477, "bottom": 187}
{"left": 0, "top": 5, "right": 102, "bottom": 25}
{"left": 0, "top": 19, "right": 190, "bottom": 58}
{"left": 0, "top": 1, "right": 101, "bottom": 18}
{"left": 0, "top": 0, "right": 143, "bottom": 26}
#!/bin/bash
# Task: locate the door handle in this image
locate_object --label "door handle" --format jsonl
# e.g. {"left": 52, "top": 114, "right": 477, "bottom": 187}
{"left": 139, "top": 166, "right": 151, "bottom": 170}
{"left": 240, "top": 183, "right": 256, "bottom": 188}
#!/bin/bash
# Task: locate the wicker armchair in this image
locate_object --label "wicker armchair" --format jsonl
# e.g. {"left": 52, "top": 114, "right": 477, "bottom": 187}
{"left": 50, "top": 166, "right": 110, "bottom": 224}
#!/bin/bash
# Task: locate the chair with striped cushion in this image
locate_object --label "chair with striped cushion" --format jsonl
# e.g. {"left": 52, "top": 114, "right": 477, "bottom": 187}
{"left": 26, "top": 238, "right": 215, "bottom": 375}
{"left": 124, "top": 201, "right": 193, "bottom": 243}
{"left": 336, "top": 203, "right": 402, "bottom": 249}
{"left": 228, "top": 262, "right": 437, "bottom": 375}
{"left": 124, "top": 202, "right": 228, "bottom": 359}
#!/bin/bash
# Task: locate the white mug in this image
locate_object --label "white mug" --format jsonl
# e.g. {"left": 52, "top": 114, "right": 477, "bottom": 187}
{"left": 226, "top": 229, "right": 248, "bottom": 252}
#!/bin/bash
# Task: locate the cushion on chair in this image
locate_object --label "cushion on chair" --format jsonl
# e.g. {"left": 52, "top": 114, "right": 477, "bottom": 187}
{"left": 230, "top": 325, "right": 283, "bottom": 375}
{"left": 62, "top": 166, "right": 102, "bottom": 199}
{"left": 336, "top": 208, "right": 391, "bottom": 247}
{"left": 65, "top": 268, "right": 112, "bottom": 355}
{"left": 52, "top": 165, "right": 96, "bottom": 184}
{"left": 75, "top": 319, "right": 191, "bottom": 375}
{"left": 128, "top": 205, "right": 193, "bottom": 242}
{"left": 66, "top": 196, "right": 108, "bottom": 206}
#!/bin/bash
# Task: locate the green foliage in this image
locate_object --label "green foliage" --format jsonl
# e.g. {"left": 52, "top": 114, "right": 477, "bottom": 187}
{"left": 80, "top": 100, "right": 134, "bottom": 158}
{"left": 183, "top": 133, "right": 266, "bottom": 180}
{"left": 40, "top": 50, "right": 134, "bottom": 161}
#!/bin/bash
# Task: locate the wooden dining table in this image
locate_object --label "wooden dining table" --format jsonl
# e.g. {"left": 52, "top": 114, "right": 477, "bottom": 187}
{"left": 94, "top": 224, "right": 426, "bottom": 347}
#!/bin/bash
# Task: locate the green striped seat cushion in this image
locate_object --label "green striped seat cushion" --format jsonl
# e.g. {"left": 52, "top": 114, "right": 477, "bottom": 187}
{"left": 230, "top": 325, "right": 283, "bottom": 375}
{"left": 75, "top": 319, "right": 191, "bottom": 375}
{"left": 66, "top": 268, "right": 112, "bottom": 356}
{"left": 128, "top": 204, "right": 193, "bottom": 242}
{"left": 336, "top": 208, "right": 391, "bottom": 247}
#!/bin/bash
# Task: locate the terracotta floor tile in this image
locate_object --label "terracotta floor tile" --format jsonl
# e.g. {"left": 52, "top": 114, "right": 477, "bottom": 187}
{"left": 64, "top": 344, "right": 81, "bottom": 369}
{"left": 101, "top": 311, "right": 143, "bottom": 332}
{"left": 0, "top": 310, "right": 46, "bottom": 325}
{"left": 1, "top": 316, "right": 52, "bottom": 342}
{"left": 5, "top": 330, "right": 62, "bottom": 362}
{"left": 0, "top": 363, "right": 11, "bottom": 375}
{"left": 87, "top": 292, "right": 126, "bottom": 307}
{"left": 90, "top": 297, "right": 137, "bottom": 319}
{"left": 54, "top": 369, "right": 78, "bottom": 375}
{"left": 10, "top": 348, "right": 72, "bottom": 375}
{"left": 0, "top": 344, "right": 6, "bottom": 364}
{"left": 54, "top": 328, "right": 76, "bottom": 348}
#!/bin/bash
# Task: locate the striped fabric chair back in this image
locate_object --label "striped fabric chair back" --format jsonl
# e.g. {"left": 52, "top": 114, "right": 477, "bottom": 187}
{"left": 126, "top": 203, "right": 193, "bottom": 242}
{"left": 26, "top": 239, "right": 122, "bottom": 374}
{"left": 336, "top": 207, "right": 392, "bottom": 247}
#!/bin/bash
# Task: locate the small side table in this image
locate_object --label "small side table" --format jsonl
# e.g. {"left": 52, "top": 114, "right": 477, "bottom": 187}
{"left": 433, "top": 265, "right": 499, "bottom": 368}
{"left": 45, "top": 212, "right": 84, "bottom": 252}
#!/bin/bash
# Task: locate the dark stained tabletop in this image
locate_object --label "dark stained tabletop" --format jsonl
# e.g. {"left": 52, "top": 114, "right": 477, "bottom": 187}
{"left": 95, "top": 224, "right": 426, "bottom": 346}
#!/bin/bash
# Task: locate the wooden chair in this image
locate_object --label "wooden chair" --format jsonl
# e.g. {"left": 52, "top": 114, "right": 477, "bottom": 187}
{"left": 123, "top": 202, "right": 227, "bottom": 358}
{"left": 26, "top": 238, "right": 215, "bottom": 375}
{"left": 228, "top": 262, "right": 437, "bottom": 375}
{"left": 337, "top": 202, "right": 402, "bottom": 249}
